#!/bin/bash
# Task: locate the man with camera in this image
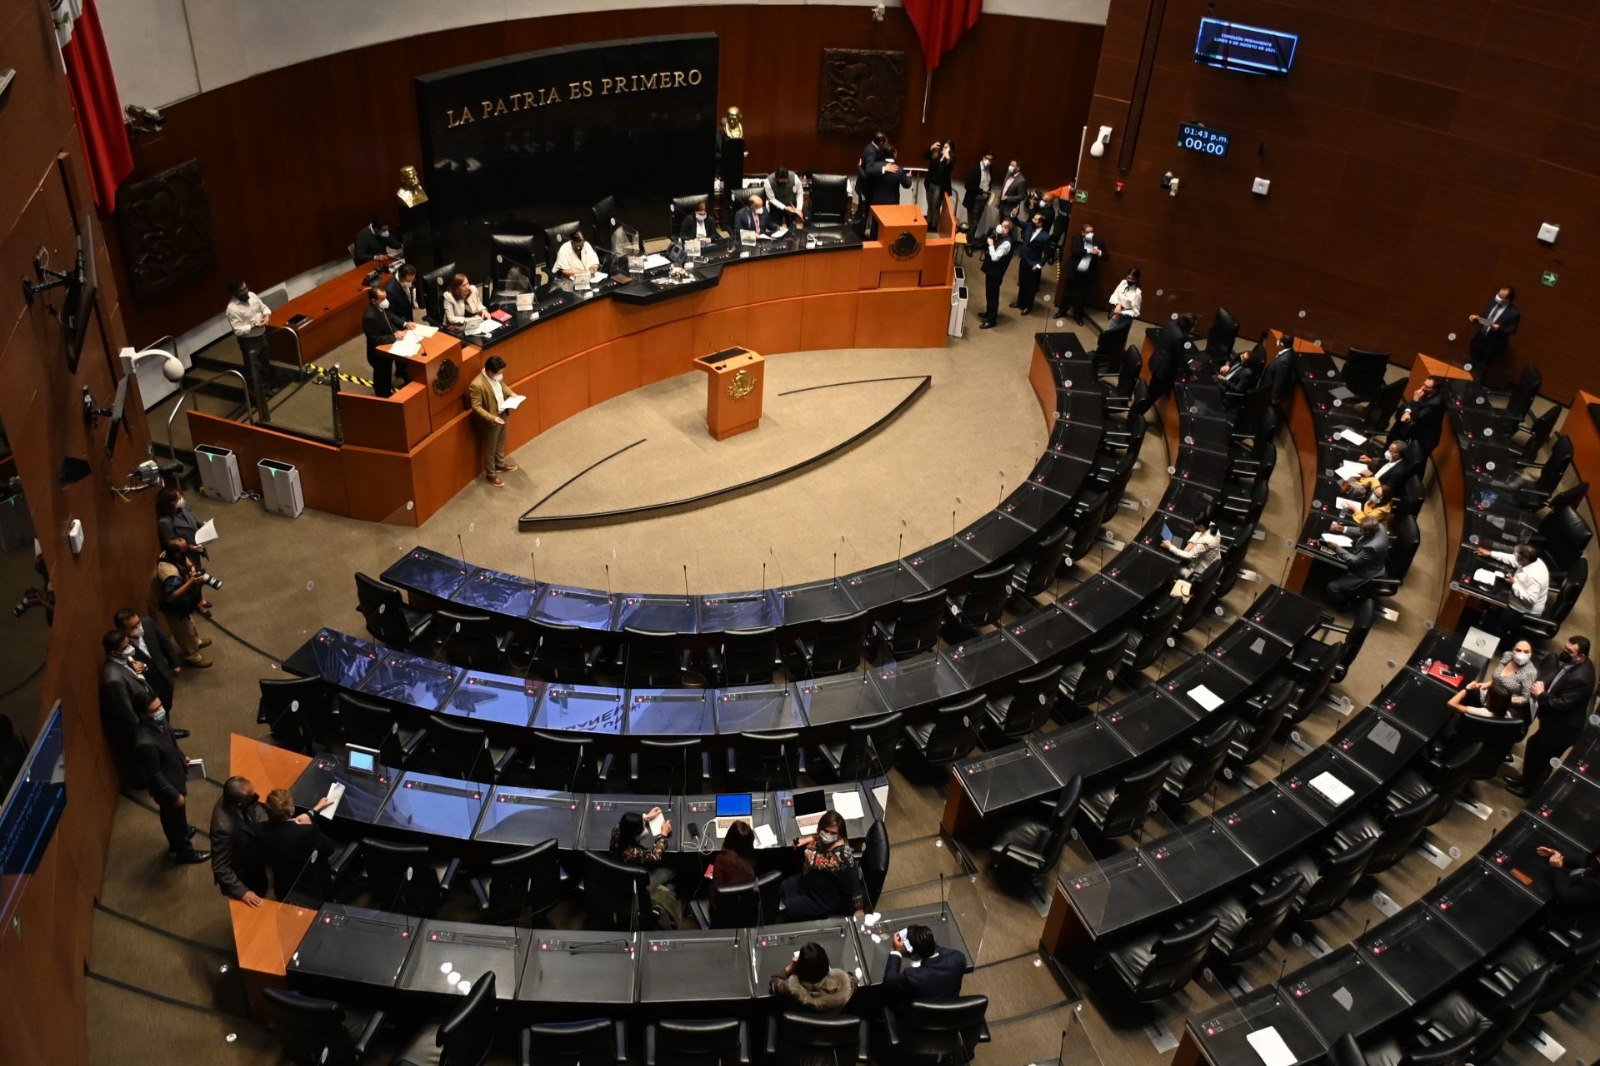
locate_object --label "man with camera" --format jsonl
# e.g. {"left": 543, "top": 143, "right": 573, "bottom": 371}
{"left": 150, "top": 538, "right": 215, "bottom": 668}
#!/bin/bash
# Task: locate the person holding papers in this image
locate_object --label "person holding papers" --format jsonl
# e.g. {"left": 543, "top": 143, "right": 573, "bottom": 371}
{"left": 1475, "top": 543, "right": 1550, "bottom": 616}
{"left": 1162, "top": 518, "right": 1223, "bottom": 579}
{"left": 1330, "top": 482, "right": 1393, "bottom": 532}
{"left": 763, "top": 167, "right": 805, "bottom": 229}
{"left": 442, "top": 273, "right": 487, "bottom": 329}
{"left": 259, "top": 788, "right": 337, "bottom": 903}
{"left": 680, "top": 200, "right": 717, "bottom": 243}
{"left": 1327, "top": 518, "right": 1389, "bottom": 610}
{"left": 1447, "top": 641, "right": 1536, "bottom": 721}
{"left": 611, "top": 807, "right": 680, "bottom": 929}
{"left": 468, "top": 355, "right": 522, "bottom": 488}
{"left": 734, "top": 192, "right": 779, "bottom": 239}
{"left": 883, "top": 925, "right": 967, "bottom": 1004}
{"left": 1342, "top": 441, "right": 1409, "bottom": 495}
{"left": 555, "top": 230, "right": 602, "bottom": 280}
{"left": 1062, "top": 222, "right": 1106, "bottom": 325}
{"left": 362, "top": 286, "right": 413, "bottom": 398}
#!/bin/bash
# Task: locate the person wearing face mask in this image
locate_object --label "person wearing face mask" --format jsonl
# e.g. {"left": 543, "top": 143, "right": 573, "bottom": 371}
{"left": 115, "top": 607, "right": 181, "bottom": 713}
{"left": 998, "top": 159, "right": 1028, "bottom": 221}
{"left": 99, "top": 630, "right": 186, "bottom": 793}
{"left": 1448, "top": 640, "right": 1537, "bottom": 723}
{"left": 211, "top": 776, "right": 270, "bottom": 905}
{"left": 362, "top": 285, "right": 413, "bottom": 398}
{"left": 679, "top": 199, "right": 717, "bottom": 243}
{"left": 1107, "top": 267, "right": 1143, "bottom": 325}
{"left": 1508, "top": 636, "right": 1596, "bottom": 796}
{"left": 1343, "top": 441, "right": 1409, "bottom": 495}
{"left": 1466, "top": 285, "right": 1520, "bottom": 385}
{"left": 352, "top": 215, "right": 401, "bottom": 266}
{"left": 961, "top": 150, "right": 995, "bottom": 239}
{"left": 923, "top": 139, "right": 955, "bottom": 229}
{"left": 1330, "top": 482, "right": 1393, "bottom": 532}
{"left": 1390, "top": 376, "right": 1445, "bottom": 455}
{"left": 468, "top": 355, "right": 521, "bottom": 487}
{"left": 782, "top": 810, "right": 863, "bottom": 920}
{"left": 223, "top": 278, "right": 273, "bottom": 410}
{"left": 555, "top": 230, "right": 603, "bottom": 280}
{"left": 1476, "top": 542, "right": 1550, "bottom": 621}
{"left": 1062, "top": 223, "right": 1105, "bottom": 325}
{"left": 151, "top": 538, "right": 213, "bottom": 667}
{"left": 1216, "top": 346, "right": 1260, "bottom": 396}
{"left": 1012, "top": 210, "right": 1053, "bottom": 316}
{"left": 1327, "top": 517, "right": 1390, "bottom": 610}
{"left": 976, "top": 219, "right": 1016, "bottom": 330}
{"left": 443, "top": 272, "right": 487, "bottom": 329}
{"left": 132, "top": 695, "right": 208, "bottom": 864}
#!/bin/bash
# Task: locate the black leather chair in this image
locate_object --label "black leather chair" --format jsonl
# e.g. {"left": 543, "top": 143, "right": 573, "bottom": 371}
{"left": 1326, "top": 1033, "right": 1368, "bottom": 1066}
{"left": 1223, "top": 677, "right": 1294, "bottom": 771}
{"left": 1161, "top": 719, "right": 1237, "bottom": 806}
{"left": 437, "top": 608, "right": 515, "bottom": 670}
{"left": 869, "top": 587, "right": 948, "bottom": 662}
{"left": 531, "top": 622, "right": 604, "bottom": 682}
{"left": 391, "top": 971, "right": 497, "bottom": 1066}
{"left": 945, "top": 562, "right": 1013, "bottom": 636}
{"left": 581, "top": 851, "right": 650, "bottom": 930}
{"left": 590, "top": 195, "right": 621, "bottom": 251}
{"left": 526, "top": 730, "right": 614, "bottom": 790}
{"left": 983, "top": 663, "right": 1063, "bottom": 738}
{"left": 1452, "top": 714, "right": 1527, "bottom": 779}
{"left": 1329, "top": 792, "right": 1439, "bottom": 874}
{"left": 1342, "top": 347, "right": 1390, "bottom": 401}
{"left": 765, "top": 1012, "right": 868, "bottom": 1066}
{"left": 1204, "top": 308, "right": 1240, "bottom": 354}
{"left": 262, "top": 987, "right": 385, "bottom": 1066}
{"left": 630, "top": 737, "right": 710, "bottom": 792}
{"left": 707, "top": 627, "right": 781, "bottom": 685}
{"left": 1489, "top": 362, "right": 1542, "bottom": 426}
{"left": 1512, "top": 403, "right": 1560, "bottom": 455}
{"left": 468, "top": 839, "right": 565, "bottom": 925}
{"left": 355, "top": 572, "right": 433, "bottom": 649}
{"left": 1268, "top": 833, "right": 1380, "bottom": 922}
{"left": 1411, "top": 969, "right": 1548, "bottom": 1063}
{"left": 1394, "top": 473, "right": 1425, "bottom": 519}
{"left": 670, "top": 194, "right": 710, "bottom": 238}
{"left": 1079, "top": 759, "right": 1168, "bottom": 839}
{"left": 815, "top": 712, "right": 901, "bottom": 782}
{"left": 1361, "top": 377, "right": 1408, "bottom": 434}
{"left": 520, "top": 1018, "right": 628, "bottom": 1066}
{"left": 1533, "top": 501, "right": 1592, "bottom": 579}
{"left": 1513, "top": 556, "right": 1587, "bottom": 643}
{"left": 1194, "top": 873, "right": 1303, "bottom": 965}
{"left": 257, "top": 675, "right": 326, "bottom": 751}
{"left": 1385, "top": 742, "right": 1479, "bottom": 824}
{"left": 879, "top": 997, "right": 989, "bottom": 1064}
{"left": 542, "top": 221, "right": 583, "bottom": 275}
{"left": 1119, "top": 595, "right": 1184, "bottom": 679}
{"left": 860, "top": 819, "right": 890, "bottom": 909}
{"left": 726, "top": 730, "right": 807, "bottom": 789}
{"left": 619, "top": 627, "right": 692, "bottom": 688}
{"left": 1008, "top": 526, "right": 1072, "bottom": 601}
{"left": 357, "top": 839, "right": 463, "bottom": 918}
{"left": 1491, "top": 934, "right": 1600, "bottom": 1014}
{"left": 336, "top": 693, "right": 423, "bottom": 765}
{"left": 644, "top": 1018, "right": 750, "bottom": 1066}
{"left": 786, "top": 610, "right": 869, "bottom": 677}
{"left": 990, "top": 776, "right": 1081, "bottom": 883}
{"left": 902, "top": 695, "right": 981, "bottom": 770}
{"left": 691, "top": 869, "right": 782, "bottom": 929}
{"left": 419, "top": 714, "right": 518, "bottom": 781}
{"left": 1094, "top": 316, "right": 1132, "bottom": 358}
{"left": 1173, "top": 566, "right": 1224, "bottom": 636}
{"left": 1100, "top": 918, "right": 1219, "bottom": 1001}
{"left": 1513, "top": 433, "right": 1573, "bottom": 509}
{"left": 808, "top": 175, "right": 850, "bottom": 226}
{"left": 1056, "top": 631, "right": 1126, "bottom": 715}
{"left": 488, "top": 233, "right": 539, "bottom": 291}
{"left": 1290, "top": 598, "right": 1374, "bottom": 686}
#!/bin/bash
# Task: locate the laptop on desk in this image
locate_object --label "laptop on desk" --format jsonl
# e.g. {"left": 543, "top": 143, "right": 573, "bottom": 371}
{"left": 793, "top": 789, "right": 827, "bottom": 834}
{"left": 712, "top": 793, "right": 754, "bottom": 837}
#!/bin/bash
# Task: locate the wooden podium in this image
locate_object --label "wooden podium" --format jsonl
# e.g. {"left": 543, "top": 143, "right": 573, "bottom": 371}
{"left": 694, "top": 347, "right": 764, "bottom": 440}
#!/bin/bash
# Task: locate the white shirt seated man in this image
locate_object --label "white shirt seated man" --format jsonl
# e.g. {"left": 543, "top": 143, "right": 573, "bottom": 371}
{"left": 554, "top": 232, "right": 602, "bottom": 280}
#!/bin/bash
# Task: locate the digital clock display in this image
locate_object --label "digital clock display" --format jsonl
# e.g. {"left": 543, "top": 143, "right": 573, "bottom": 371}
{"left": 1178, "top": 124, "right": 1230, "bottom": 157}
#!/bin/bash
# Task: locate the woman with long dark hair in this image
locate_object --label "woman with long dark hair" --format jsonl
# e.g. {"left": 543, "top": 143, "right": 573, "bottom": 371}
{"left": 781, "top": 810, "right": 862, "bottom": 920}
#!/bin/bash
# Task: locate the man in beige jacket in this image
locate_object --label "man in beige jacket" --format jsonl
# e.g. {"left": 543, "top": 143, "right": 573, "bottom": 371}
{"left": 467, "top": 355, "right": 520, "bottom": 487}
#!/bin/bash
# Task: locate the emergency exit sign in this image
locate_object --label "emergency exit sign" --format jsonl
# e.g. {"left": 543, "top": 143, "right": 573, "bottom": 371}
{"left": 1541, "top": 271, "right": 1558, "bottom": 287}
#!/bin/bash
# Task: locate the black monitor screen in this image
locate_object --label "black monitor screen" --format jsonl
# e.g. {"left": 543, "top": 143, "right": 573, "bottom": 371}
{"left": 1195, "top": 18, "right": 1298, "bottom": 76}
{"left": 0, "top": 704, "right": 66, "bottom": 930}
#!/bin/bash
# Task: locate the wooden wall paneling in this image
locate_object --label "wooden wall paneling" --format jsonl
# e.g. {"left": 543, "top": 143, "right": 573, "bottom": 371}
{"left": 586, "top": 335, "right": 643, "bottom": 407}
{"left": 854, "top": 287, "right": 949, "bottom": 349}
{"left": 741, "top": 297, "right": 805, "bottom": 356}
{"left": 535, "top": 355, "right": 593, "bottom": 433}
{"left": 336, "top": 384, "right": 426, "bottom": 451}
{"left": 405, "top": 413, "right": 479, "bottom": 523}
{"left": 638, "top": 318, "right": 700, "bottom": 386}
{"left": 184, "top": 413, "right": 350, "bottom": 514}
{"left": 802, "top": 251, "right": 859, "bottom": 295}
{"left": 693, "top": 305, "right": 753, "bottom": 355}
{"left": 800, "top": 292, "right": 860, "bottom": 350}
{"left": 111, "top": 8, "right": 1104, "bottom": 345}
{"left": 743, "top": 255, "right": 807, "bottom": 304}
{"left": 339, "top": 444, "right": 419, "bottom": 524}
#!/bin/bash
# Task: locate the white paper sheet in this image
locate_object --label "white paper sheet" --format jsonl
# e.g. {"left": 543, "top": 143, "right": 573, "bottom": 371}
{"left": 1336, "top": 497, "right": 1362, "bottom": 512}
{"left": 1337, "top": 428, "right": 1368, "bottom": 445}
{"left": 754, "top": 824, "right": 778, "bottom": 848}
{"left": 1473, "top": 568, "right": 1500, "bottom": 586}
{"left": 1188, "top": 685, "right": 1225, "bottom": 712}
{"left": 647, "top": 812, "right": 665, "bottom": 837}
{"left": 1336, "top": 460, "right": 1368, "bottom": 480}
{"left": 1246, "top": 1027, "right": 1296, "bottom": 1066}
{"left": 830, "top": 791, "right": 866, "bottom": 820}
{"left": 388, "top": 333, "right": 421, "bottom": 357}
{"left": 1309, "top": 772, "right": 1354, "bottom": 806}
{"left": 499, "top": 394, "right": 526, "bottom": 410}
{"left": 467, "top": 319, "right": 501, "bottom": 336}
{"left": 319, "top": 781, "right": 346, "bottom": 819}
{"left": 1321, "top": 533, "right": 1353, "bottom": 548}
{"left": 194, "top": 519, "right": 219, "bottom": 545}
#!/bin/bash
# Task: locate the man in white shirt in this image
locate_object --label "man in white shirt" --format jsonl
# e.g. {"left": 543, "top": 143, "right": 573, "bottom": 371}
{"left": 1478, "top": 543, "right": 1550, "bottom": 615}
{"left": 554, "top": 231, "right": 601, "bottom": 282}
{"left": 224, "top": 279, "right": 273, "bottom": 408}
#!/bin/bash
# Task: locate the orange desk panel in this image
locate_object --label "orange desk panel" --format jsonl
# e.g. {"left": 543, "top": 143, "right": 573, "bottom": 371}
{"left": 1416, "top": 354, "right": 1471, "bottom": 620}
{"left": 272, "top": 260, "right": 385, "bottom": 364}
{"left": 229, "top": 734, "right": 311, "bottom": 792}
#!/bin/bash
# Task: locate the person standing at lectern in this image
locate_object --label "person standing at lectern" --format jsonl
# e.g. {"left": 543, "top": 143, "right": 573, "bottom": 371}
{"left": 680, "top": 200, "right": 716, "bottom": 243}
{"left": 977, "top": 219, "right": 1016, "bottom": 330}
{"left": 734, "top": 193, "right": 778, "bottom": 238}
{"left": 362, "top": 286, "right": 412, "bottom": 398}
{"left": 352, "top": 216, "right": 398, "bottom": 266}
{"left": 1467, "top": 285, "right": 1519, "bottom": 385}
{"left": 468, "top": 355, "right": 520, "bottom": 488}
{"left": 764, "top": 167, "right": 805, "bottom": 229}
{"left": 555, "top": 231, "right": 602, "bottom": 280}
{"left": 223, "top": 279, "right": 273, "bottom": 410}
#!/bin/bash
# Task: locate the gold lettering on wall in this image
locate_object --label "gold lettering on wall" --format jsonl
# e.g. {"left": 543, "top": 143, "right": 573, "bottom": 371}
{"left": 440, "top": 69, "right": 704, "bottom": 126}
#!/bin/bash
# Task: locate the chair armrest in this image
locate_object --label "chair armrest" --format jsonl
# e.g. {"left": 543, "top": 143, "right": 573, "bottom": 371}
{"left": 700, "top": 751, "right": 712, "bottom": 781}
{"left": 996, "top": 845, "right": 1047, "bottom": 872}
{"left": 690, "top": 897, "right": 712, "bottom": 930}
{"left": 492, "top": 745, "right": 519, "bottom": 776}
{"left": 978, "top": 1020, "right": 992, "bottom": 1044}
{"left": 612, "top": 1019, "right": 629, "bottom": 1064}
{"left": 498, "top": 628, "right": 516, "bottom": 651}
{"left": 882, "top": 1008, "right": 903, "bottom": 1049}
{"left": 353, "top": 1009, "right": 386, "bottom": 1056}
{"left": 796, "top": 747, "right": 808, "bottom": 775}
{"left": 856, "top": 1017, "right": 871, "bottom": 1062}
{"left": 644, "top": 1023, "right": 658, "bottom": 1066}
{"left": 726, "top": 746, "right": 738, "bottom": 776}
{"left": 329, "top": 840, "right": 361, "bottom": 879}
{"left": 584, "top": 646, "right": 604, "bottom": 671}
{"left": 737, "top": 1020, "right": 752, "bottom": 1065}
{"left": 399, "top": 727, "right": 427, "bottom": 759}
{"left": 521, "top": 1028, "right": 532, "bottom": 1066}
{"left": 598, "top": 752, "right": 615, "bottom": 781}
{"left": 440, "top": 856, "right": 462, "bottom": 891}
{"left": 629, "top": 752, "right": 640, "bottom": 783}
{"left": 469, "top": 876, "right": 491, "bottom": 911}
{"left": 764, "top": 1016, "right": 779, "bottom": 1058}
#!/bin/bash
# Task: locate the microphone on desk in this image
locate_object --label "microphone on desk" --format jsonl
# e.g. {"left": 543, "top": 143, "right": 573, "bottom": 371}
{"left": 684, "top": 564, "right": 691, "bottom": 599}
{"left": 457, "top": 533, "right": 468, "bottom": 568}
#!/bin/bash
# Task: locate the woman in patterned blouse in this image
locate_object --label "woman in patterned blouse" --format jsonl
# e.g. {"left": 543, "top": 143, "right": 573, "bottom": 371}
{"left": 781, "top": 811, "right": 864, "bottom": 920}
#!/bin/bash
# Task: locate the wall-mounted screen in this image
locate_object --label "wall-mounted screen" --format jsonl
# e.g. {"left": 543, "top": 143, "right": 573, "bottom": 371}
{"left": 0, "top": 702, "right": 66, "bottom": 930}
{"left": 1195, "top": 18, "right": 1298, "bottom": 77}
{"left": 1178, "top": 123, "right": 1231, "bottom": 157}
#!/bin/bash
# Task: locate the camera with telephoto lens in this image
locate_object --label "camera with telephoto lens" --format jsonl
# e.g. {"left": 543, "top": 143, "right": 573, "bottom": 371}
{"left": 198, "top": 571, "right": 223, "bottom": 591}
{"left": 13, "top": 589, "right": 43, "bottom": 617}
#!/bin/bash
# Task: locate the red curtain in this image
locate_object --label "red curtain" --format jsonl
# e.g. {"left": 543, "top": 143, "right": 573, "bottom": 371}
{"left": 904, "top": 0, "right": 984, "bottom": 72}
{"left": 58, "top": 0, "right": 134, "bottom": 215}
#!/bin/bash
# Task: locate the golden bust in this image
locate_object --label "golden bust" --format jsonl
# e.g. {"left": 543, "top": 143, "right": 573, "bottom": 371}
{"left": 722, "top": 106, "right": 744, "bottom": 140}
{"left": 397, "top": 165, "right": 429, "bottom": 208}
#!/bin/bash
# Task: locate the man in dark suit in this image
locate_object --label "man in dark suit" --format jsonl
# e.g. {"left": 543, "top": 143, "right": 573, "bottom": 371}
{"left": 883, "top": 925, "right": 968, "bottom": 1004}
{"left": 260, "top": 788, "right": 337, "bottom": 903}
{"left": 1013, "top": 211, "right": 1052, "bottom": 316}
{"left": 132, "top": 697, "right": 208, "bottom": 864}
{"left": 362, "top": 285, "right": 412, "bottom": 398}
{"left": 976, "top": 219, "right": 1016, "bottom": 330}
{"left": 733, "top": 192, "right": 779, "bottom": 238}
{"left": 1061, "top": 223, "right": 1105, "bottom": 324}
{"left": 1536, "top": 845, "right": 1600, "bottom": 937}
{"left": 863, "top": 142, "right": 912, "bottom": 233}
{"left": 997, "top": 160, "right": 1027, "bottom": 221}
{"left": 1217, "top": 347, "right": 1260, "bottom": 394}
{"left": 1132, "top": 313, "right": 1195, "bottom": 418}
{"left": 1390, "top": 376, "right": 1445, "bottom": 455}
{"left": 211, "top": 776, "right": 270, "bottom": 906}
{"left": 100, "top": 630, "right": 188, "bottom": 792}
{"left": 352, "top": 216, "right": 396, "bottom": 266}
{"left": 1508, "top": 635, "right": 1596, "bottom": 795}
{"left": 1327, "top": 519, "right": 1390, "bottom": 609}
{"left": 961, "top": 151, "right": 994, "bottom": 235}
{"left": 114, "top": 608, "right": 180, "bottom": 714}
{"left": 1343, "top": 441, "right": 1411, "bottom": 497}
{"left": 385, "top": 263, "right": 420, "bottom": 323}
{"left": 1262, "top": 337, "right": 1297, "bottom": 405}
{"left": 923, "top": 140, "right": 955, "bottom": 228}
{"left": 1467, "top": 285, "right": 1520, "bottom": 385}
{"left": 679, "top": 200, "right": 716, "bottom": 243}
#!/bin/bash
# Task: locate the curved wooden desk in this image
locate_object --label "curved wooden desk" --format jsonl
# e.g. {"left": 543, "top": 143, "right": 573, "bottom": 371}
{"left": 190, "top": 217, "right": 957, "bottom": 526}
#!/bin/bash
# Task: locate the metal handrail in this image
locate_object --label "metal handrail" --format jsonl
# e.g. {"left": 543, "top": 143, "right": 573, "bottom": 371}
{"left": 163, "top": 369, "right": 255, "bottom": 460}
